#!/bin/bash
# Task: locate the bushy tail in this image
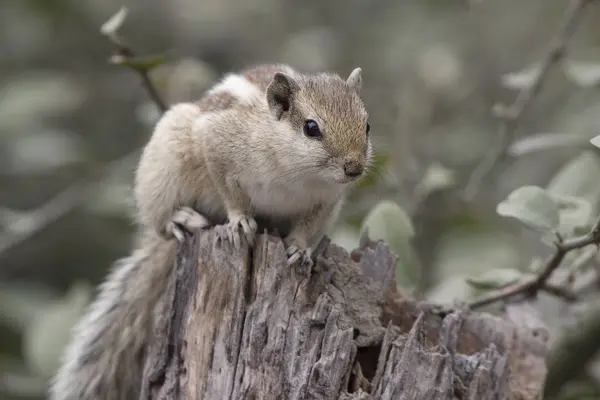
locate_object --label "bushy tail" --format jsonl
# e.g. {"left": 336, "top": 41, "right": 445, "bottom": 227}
{"left": 49, "top": 233, "right": 176, "bottom": 400}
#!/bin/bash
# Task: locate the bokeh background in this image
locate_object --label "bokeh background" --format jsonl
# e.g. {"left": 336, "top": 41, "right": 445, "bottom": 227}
{"left": 2, "top": 0, "right": 600, "bottom": 398}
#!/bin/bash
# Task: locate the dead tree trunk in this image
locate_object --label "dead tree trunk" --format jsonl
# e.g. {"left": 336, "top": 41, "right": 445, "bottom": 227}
{"left": 140, "top": 229, "right": 548, "bottom": 400}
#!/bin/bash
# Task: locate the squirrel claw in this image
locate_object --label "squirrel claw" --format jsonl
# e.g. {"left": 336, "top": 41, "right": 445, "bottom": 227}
{"left": 286, "top": 245, "right": 313, "bottom": 270}
{"left": 166, "top": 207, "right": 210, "bottom": 242}
{"left": 221, "top": 215, "right": 257, "bottom": 248}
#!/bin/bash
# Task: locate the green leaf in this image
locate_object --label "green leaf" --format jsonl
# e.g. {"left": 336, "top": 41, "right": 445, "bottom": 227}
{"left": 551, "top": 194, "right": 593, "bottom": 235}
{"left": 22, "top": 282, "right": 92, "bottom": 378}
{"left": 414, "top": 162, "right": 456, "bottom": 197}
{"left": 546, "top": 151, "right": 600, "bottom": 209}
{"left": 564, "top": 60, "right": 600, "bottom": 87}
{"left": 360, "top": 200, "right": 417, "bottom": 287}
{"left": 110, "top": 54, "right": 168, "bottom": 72}
{"left": 501, "top": 62, "right": 541, "bottom": 90}
{"left": 329, "top": 224, "right": 360, "bottom": 252}
{"left": 508, "top": 132, "right": 591, "bottom": 157}
{"left": 496, "top": 186, "right": 560, "bottom": 233}
{"left": 100, "top": 6, "right": 128, "bottom": 36}
{"left": 466, "top": 268, "right": 529, "bottom": 291}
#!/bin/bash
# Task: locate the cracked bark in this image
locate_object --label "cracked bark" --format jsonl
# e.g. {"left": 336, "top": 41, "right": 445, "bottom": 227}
{"left": 140, "top": 229, "right": 548, "bottom": 400}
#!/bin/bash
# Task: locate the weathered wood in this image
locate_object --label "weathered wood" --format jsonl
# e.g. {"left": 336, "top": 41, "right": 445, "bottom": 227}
{"left": 141, "top": 229, "right": 548, "bottom": 400}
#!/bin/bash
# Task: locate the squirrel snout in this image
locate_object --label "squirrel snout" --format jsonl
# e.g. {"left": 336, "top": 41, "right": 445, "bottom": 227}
{"left": 343, "top": 159, "right": 364, "bottom": 178}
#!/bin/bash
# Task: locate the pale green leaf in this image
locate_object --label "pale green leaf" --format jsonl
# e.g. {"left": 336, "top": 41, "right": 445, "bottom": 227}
{"left": 329, "top": 224, "right": 360, "bottom": 252}
{"left": 414, "top": 162, "right": 456, "bottom": 197}
{"left": 501, "top": 63, "right": 541, "bottom": 90}
{"left": 590, "top": 135, "right": 600, "bottom": 149}
{"left": 360, "top": 200, "right": 415, "bottom": 240}
{"left": 110, "top": 54, "right": 167, "bottom": 72}
{"left": 564, "top": 60, "right": 600, "bottom": 87}
{"left": 508, "top": 132, "right": 590, "bottom": 157}
{"left": 466, "top": 268, "right": 529, "bottom": 291}
{"left": 23, "top": 282, "right": 92, "bottom": 378}
{"left": 496, "top": 186, "right": 560, "bottom": 233}
{"left": 546, "top": 151, "right": 600, "bottom": 210}
{"left": 360, "top": 200, "right": 416, "bottom": 287}
{"left": 551, "top": 194, "right": 593, "bottom": 235}
{"left": 100, "top": 6, "right": 128, "bottom": 36}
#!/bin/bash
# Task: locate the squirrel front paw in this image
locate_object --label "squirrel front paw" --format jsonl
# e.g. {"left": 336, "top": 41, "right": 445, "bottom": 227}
{"left": 285, "top": 242, "right": 313, "bottom": 270}
{"left": 166, "top": 207, "right": 210, "bottom": 241}
{"left": 220, "top": 214, "right": 257, "bottom": 248}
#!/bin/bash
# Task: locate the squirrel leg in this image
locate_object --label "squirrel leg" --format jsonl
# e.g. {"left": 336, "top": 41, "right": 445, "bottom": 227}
{"left": 165, "top": 206, "right": 210, "bottom": 242}
{"left": 284, "top": 198, "right": 344, "bottom": 268}
{"left": 206, "top": 174, "right": 257, "bottom": 247}
{"left": 200, "top": 119, "right": 257, "bottom": 248}
{"left": 220, "top": 182, "right": 257, "bottom": 247}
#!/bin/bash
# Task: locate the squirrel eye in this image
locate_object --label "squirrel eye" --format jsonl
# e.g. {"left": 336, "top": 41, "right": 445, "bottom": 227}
{"left": 366, "top": 122, "right": 371, "bottom": 136}
{"left": 303, "top": 119, "right": 322, "bottom": 139}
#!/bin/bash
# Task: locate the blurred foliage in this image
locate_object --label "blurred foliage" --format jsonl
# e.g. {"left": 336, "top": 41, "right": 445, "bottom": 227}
{"left": 2, "top": 0, "right": 600, "bottom": 399}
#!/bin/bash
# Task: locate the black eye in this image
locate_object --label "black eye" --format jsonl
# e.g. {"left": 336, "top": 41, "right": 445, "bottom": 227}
{"left": 303, "top": 119, "right": 322, "bottom": 139}
{"left": 366, "top": 122, "right": 371, "bottom": 136}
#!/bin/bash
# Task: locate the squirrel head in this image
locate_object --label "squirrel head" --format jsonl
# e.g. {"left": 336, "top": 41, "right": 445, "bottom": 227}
{"left": 266, "top": 68, "right": 372, "bottom": 185}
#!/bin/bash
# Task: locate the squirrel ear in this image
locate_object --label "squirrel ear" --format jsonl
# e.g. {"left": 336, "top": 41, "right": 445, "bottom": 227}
{"left": 346, "top": 67, "right": 362, "bottom": 93}
{"left": 266, "top": 72, "right": 300, "bottom": 120}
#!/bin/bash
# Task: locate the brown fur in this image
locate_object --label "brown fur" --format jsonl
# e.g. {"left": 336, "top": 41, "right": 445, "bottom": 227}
{"left": 242, "top": 63, "right": 294, "bottom": 91}
{"left": 194, "top": 90, "right": 239, "bottom": 113}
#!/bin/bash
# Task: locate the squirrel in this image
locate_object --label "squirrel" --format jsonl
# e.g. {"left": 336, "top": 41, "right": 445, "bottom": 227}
{"left": 49, "top": 63, "right": 373, "bottom": 400}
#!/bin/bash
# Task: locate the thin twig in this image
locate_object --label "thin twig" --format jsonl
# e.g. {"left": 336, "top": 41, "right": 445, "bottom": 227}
{"left": 463, "top": 0, "right": 593, "bottom": 201}
{"left": 532, "top": 217, "right": 600, "bottom": 289}
{"left": 469, "top": 216, "right": 600, "bottom": 309}
{"left": 468, "top": 276, "right": 536, "bottom": 310}
{"left": 107, "top": 33, "right": 167, "bottom": 113}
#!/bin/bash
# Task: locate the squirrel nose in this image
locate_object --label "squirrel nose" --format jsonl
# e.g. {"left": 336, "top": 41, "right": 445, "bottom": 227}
{"left": 343, "top": 161, "right": 363, "bottom": 178}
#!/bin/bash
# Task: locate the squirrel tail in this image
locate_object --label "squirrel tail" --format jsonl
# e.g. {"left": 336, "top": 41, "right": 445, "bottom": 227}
{"left": 49, "top": 233, "right": 176, "bottom": 400}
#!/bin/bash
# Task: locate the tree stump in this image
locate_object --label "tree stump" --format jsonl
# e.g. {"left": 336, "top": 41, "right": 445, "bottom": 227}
{"left": 140, "top": 229, "right": 548, "bottom": 400}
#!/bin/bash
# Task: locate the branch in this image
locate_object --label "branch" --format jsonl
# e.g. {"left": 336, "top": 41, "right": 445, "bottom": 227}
{"left": 101, "top": 7, "right": 168, "bottom": 113}
{"left": 462, "top": 0, "right": 594, "bottom": 201}
{"left": 533, "top": 218, "right": 600, "bottom": 290}
{"left": 105, "top": 38, "right": 167, "bottom": 113}
{"left": 469, "top": 216, "right": 600, "bottom": 310}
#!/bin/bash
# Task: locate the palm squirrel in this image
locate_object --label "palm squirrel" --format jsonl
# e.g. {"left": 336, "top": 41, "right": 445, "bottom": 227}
{"left": 49, "top": 63, "right": 373, "bottom": 400}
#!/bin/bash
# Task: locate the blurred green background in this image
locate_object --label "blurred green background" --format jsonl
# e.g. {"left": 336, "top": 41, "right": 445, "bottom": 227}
{"left": 2, "top": 0, "right": 600, "bottom": 398}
